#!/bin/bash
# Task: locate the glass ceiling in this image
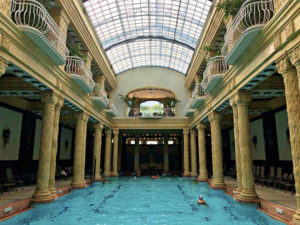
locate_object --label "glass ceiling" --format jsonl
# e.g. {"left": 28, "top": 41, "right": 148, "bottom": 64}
{"left": 83, "top": 0, "right": 212, "bottom": 75}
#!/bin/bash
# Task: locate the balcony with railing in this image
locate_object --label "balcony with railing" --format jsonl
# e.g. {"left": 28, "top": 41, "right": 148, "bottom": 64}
{"left": 127, "top": 107, "right": 175, "bottom": 118}
{"left": 190, "top": 84, "right": 206, "bottom": 109}
{"left": 183, "top": 99, "right": 195, "bottom": 117}
{"left": 65, "top": 56, "right": 95, "bottom": 93}
{"left": 91, "top": 83, "right": 109, "bottom": 108}
{"left": 223, "top": 0, "right": 274, "bottom": 64}
{"left": 10, "top": 0, "right": 68, "bottom": 65}
{"left": 105, "top": 99, "right": 118, "bottom": 117}
{"left": 201, "top": 56, "right": 228, "bottom": 93}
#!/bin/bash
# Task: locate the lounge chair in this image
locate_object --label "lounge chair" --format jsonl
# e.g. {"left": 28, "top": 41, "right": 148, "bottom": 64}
{"left": 6, "top": 168, "right": 23, "bottom": 190}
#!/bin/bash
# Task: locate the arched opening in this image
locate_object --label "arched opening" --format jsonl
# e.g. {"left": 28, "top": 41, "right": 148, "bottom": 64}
{"left": 139, "top": 100, "right": 164, "bottom": 116}
{"left": 122, "top": 87, "right": 179, "bottom": 117}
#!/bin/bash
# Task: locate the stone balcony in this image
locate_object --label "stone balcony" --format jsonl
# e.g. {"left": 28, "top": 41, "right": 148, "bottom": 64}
{"left": 201, "top": 56, "right": 228, "bottom": 93}
{"left": 183, "top": 99, "right": 195, "bottom": 118}
{"left": 105, "top": 99, "right": 117, "bottom": 117}
{"left": 222, "top": 0, "right": 274, "bottom": 64}
{"left": 10, "top": 0, "right": 68, "bottom": 65}
{"left": 91, "top": 83, "right": 109, "bottom": 108}
{"left": 190, "top": 84, "right": 206, "bottom": 109}
{"left": 65, "top": 56, "right": 95, "bottom": 93}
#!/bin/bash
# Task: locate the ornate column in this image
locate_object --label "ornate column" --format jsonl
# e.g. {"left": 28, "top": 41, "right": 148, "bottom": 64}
{"left": 190, "top": 129, "right": 197, "bottom": 177}
{"left": 112, "top": 129, "right": 119, "bottom": 176}
{"left": 163, "top": 135, "right": 169, "bottom": 174}
{"left": 49, "top": 96, "right": 64, "bottom": 196}
{"left": 93, "top": 122, "right": 103, "bottom": 181}
{"left": 71, "top": 111, "right": 89, "bottom": 188}
{"left": 183, "top": 128, "right": 190, "bottom": 177}
{"left": 229, "top": 98, "right": 243, "bottom": 195}
{"left": 234, "top": 92, "right": 258, "bottom": 201}
{"left": 209, "top": 111, "right": 225, "bottom": 189}
{"left": 290, "top": 47, "right": 300, "bottom": 94}
{"left": 277, "top": 56, "right": 300, "bottom": 225}
{"left": 0, "top": 0, "right": 12, "bottom": 18}
{"left": 197, "top": 122, "right": 208, "bottom": 182}
{"left": 103, "top": 128, "right": 112, "bottom": 177}
{"left": 33, "top": 92, "right": 58, "bottom": 201}
{"left": 134, "top": 135, "right": 140, "bottom": 172}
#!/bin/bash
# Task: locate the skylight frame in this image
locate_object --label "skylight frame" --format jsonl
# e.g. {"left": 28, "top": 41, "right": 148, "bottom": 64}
{"left": 83, "top": 0, "right": 212, "bottom": 75}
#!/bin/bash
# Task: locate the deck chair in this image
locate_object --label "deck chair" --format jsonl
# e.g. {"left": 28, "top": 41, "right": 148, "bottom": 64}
{"left": 266, "top": 167, "right": 275, "bottom": 187}
{"left": 6, "top": 168, "right": 23, "bottom": 190}
{"left": 258, "top": 166, "right": 266, "bottom": 185}
{"left": 272, "top": 167, "right": 282, "bottom": 189}
{"left": 281, "top": 173, "right": 294, "bottom": 193}
{"left": 274, "top": 172, "right": 288, "bottom": 190}
{"left": 254, "top": 166, "right": 260, "bottom": 183}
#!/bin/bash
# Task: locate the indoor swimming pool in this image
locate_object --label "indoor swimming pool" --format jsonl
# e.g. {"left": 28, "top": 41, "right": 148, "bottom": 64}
{"left": 1, "top": 177, "right": 283, "bottom": 225}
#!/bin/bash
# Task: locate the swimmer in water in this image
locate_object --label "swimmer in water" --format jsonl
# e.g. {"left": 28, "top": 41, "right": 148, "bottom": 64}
{"left": 198, "top": 195, "right": 208, "bottom": 206}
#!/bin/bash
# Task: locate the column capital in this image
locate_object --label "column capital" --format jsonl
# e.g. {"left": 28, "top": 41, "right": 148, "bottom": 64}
{"left": 183, "top": 128, "right": 189, "bottom": 135}
{"left": 41, "top": 92, "right": 59, "bottom": 105}
{"left": 196, "top": 122, "right": 206, "bottom": 130}
{"left": 56, "top": 96, "right": 64, "bottom": 108}
{"left": 289, "top": 46, "right": 300, "bottom": 68}
{"left": 233, "top": 92, "right": 251, "bottom": 106}
{"left": 50, "top": 7, "right": 70, "bottom": 25}
{"left": 276, "top": 56, "right": 294, "bottom": 74}
{"left": 208, "top": 111, "right": 222, "bottom": 122}
{"left": 76, "top": 111, "right": 89, "bottom": 122}
{"left": 94, "top": 122, "right": 104, "bottom": 131}
{"left": 113, "top": 128, "right": 119, "bottom": 135}
{"left": 229, "top": 97, "right": 236, "bottom": 107}
{"left": 0, "top": 57, "right": 8, "bottom": 77}
{"left": 190, "top": 129, "right": 196, "bottom": 135}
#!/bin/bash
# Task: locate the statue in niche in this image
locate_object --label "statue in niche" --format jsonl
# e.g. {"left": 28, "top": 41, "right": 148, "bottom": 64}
{"left": 252, "top": 135, "right": 258, "bottom": 151}
{"left": 2, "top": 126, "right": 11, "bottom": 149}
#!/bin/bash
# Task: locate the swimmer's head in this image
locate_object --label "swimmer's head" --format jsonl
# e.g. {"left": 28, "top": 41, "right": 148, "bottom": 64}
{"left": 199, "top": 195, "right": 203, "bottom": 200}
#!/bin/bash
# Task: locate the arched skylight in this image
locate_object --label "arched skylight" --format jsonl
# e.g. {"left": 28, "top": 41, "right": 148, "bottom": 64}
{"left": 83, "top": 0, "right": 212, "bottom": 75}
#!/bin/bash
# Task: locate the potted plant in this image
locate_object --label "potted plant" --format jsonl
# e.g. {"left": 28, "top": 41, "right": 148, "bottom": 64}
{"left": 119, "top": 94, "right": 141, "bottom": 117}
{"left": 216, "top": 0, "right": 246, "bottom": 19}
{"left": 164, "top": 97, "right": 180, "bottom": 117}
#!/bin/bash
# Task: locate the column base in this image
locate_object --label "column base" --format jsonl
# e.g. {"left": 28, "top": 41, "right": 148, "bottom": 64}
{"left": 197, "top": 176, "right": 208, "bottom": 182}
{"left": 71, "top": 180, "right": 86, "bottom": 189}
{"left": 111, "top": 172, "right": 119, "bottom": 177}
{"left": 238, "top": 190, "right": 259, "bottom": 202}
{"left": 293, "top": 211, "right": 300, "bottom": 225}
{"left": 103, "top": 172, "right": 111, "bottom": 177}
{"left": 94, "top": 177, "right": 102, "bottom": 181}
{"left": 32, "top": 191, "right": 53, "bottom": 203}
{"left": 49, "top": 187, "right": 57, "bottom": 197}
{"left": 183, "top": 172, "right": 190, "bottom": 177}
{"left": 210, "top": 180, "right": 226, "bottom": 189}
{"left": 189, "top": 172, "right": 198, "bottom": 177}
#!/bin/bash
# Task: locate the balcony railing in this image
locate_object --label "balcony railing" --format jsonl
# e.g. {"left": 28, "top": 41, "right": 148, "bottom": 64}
{"left": 183, "top": 99, "right": 195, "bottom": 117}
{"left": 191, "top": 84, "right": 206, "bottom": 109}
{"left": 91, "top": 83, "right": 109, "bottom": 108}
{"left": 201, "top": 56, "right": 228, "bottom": 93}
{"left": 223, "top": 0, "right": 274, "bottom": 64}
{"left": 10, "top": 0, "right": 68, "bottom": 65}
{"left": 127, "top": 107, "right": 175, "bottom": 118}
{"left": 65, "top": 56, "right": 95, "bottom": 93}
{"left": 106, "top": 99, "right": 118, "bottom": 117}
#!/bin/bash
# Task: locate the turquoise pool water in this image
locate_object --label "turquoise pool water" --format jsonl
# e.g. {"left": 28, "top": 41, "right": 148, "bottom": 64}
{"left": 2, "top": 177, "right": 284, "bottom": 225}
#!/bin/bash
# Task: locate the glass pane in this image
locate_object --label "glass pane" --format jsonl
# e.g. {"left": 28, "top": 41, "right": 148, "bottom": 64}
{"left": 83, "top": 0, "right": 212, "bottom": 74}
